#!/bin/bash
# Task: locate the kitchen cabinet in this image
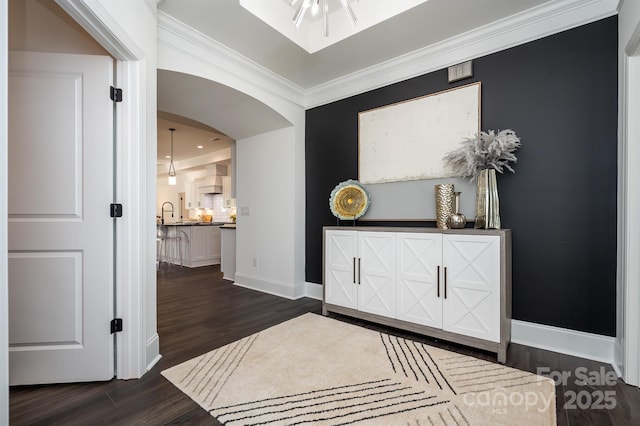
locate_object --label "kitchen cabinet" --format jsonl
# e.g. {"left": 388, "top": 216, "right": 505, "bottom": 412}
{"left": 323, "top": 227, "right": 511, "bottom": 362}
{"left": 184, "top": 182, "right": 213, "bottom": 210}
{"left": 222, "top": 176, "right": 235, "bottom": 208}
{"left": 198, "top": 193, "right": 213, "bottom": 209}
{"left": 221, "top": 225, "right": 236, "bottom": 281}
{"left": 184, "top": 182, "right": 196, "bottom": 209}
{"left": 188, "top": 225, "right": 221, "bottom": 267}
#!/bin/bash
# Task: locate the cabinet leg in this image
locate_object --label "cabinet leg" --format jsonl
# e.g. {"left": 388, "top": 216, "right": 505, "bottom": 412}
{"left": 322, "top": 305, "right": 328, "bottom": 316}
{"left": 497, "top": 347, "right": 507, "bottom": 363}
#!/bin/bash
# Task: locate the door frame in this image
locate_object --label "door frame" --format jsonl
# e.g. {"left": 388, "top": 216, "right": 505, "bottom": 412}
{"left": 54, "top": 0, "right": 155, "bottom": 379}
{"left": 617, "top": 22, "right": 640, "bottom": 386}
{"left": 1, "top": 0, "right": 9, "bottom": 419}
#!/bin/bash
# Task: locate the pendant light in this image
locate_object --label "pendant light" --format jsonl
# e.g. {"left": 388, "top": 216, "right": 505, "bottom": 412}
{"left": 168, "top": 128, "right": 177, "bottom": 186}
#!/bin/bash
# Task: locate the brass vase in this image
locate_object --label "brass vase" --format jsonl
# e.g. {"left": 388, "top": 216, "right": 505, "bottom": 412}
{"left": 447, "top": 191, "right": 467, "bottom": 229}
{"left": 474, "top": 169, "right": 500, "bottom": 229}
{"left": 435, "top": 184, "right": 455, "bottom": 229}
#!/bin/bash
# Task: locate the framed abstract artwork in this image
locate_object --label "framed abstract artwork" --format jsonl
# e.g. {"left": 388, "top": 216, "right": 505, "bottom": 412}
{"left": 358, "top": 82, "right": 481, "bottom": 184}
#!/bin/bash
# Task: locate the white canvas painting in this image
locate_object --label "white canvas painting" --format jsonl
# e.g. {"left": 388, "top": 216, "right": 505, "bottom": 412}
{"left": 358, "top": 82, "right": 480, "bottom": 184}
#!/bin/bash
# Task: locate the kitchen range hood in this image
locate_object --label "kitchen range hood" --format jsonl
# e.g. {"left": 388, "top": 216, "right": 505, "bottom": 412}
{"left": 198, "top": 175, "right": 223, "bottom": 194}
{"left": 196, "top": 164, "right": 227, "bottom": 194}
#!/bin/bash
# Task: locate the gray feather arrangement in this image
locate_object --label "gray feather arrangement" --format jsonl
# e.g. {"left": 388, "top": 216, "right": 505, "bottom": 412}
{"left": 443, "top": 129, "right": 522, "bottom": 180}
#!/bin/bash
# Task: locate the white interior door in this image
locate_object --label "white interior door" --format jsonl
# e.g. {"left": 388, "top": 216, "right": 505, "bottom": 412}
{"left": 8, "top": 51, "right": 114, "bottom": 385}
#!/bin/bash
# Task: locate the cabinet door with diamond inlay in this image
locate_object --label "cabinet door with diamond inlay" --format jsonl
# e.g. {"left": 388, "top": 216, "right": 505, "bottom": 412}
{"left": 358, "top": 232, "right": 396, "bottom": 317}
{"left": 442, "top": 234, "right": 501, "bottom": 342}
{"left": 396, "top": 233, "right": 443, "bottom": 328}
{"left": 324, "top": 230, "right": 358, "bottom": 310}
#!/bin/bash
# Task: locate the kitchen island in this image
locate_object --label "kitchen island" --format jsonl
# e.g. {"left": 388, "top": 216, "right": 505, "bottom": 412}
{"left": 220, "top": 224, "right": 236, "bottom": 281}
{"left": 158, "top": 222, "right": 228, "bottom": 267}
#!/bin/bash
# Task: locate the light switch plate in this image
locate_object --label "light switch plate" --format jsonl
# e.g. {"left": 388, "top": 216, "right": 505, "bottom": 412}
{"left": 240, "top": 206, "right": 251, "bottom": 216}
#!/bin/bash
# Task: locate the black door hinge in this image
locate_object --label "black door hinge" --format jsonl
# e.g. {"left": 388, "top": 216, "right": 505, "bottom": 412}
{"left": 110, "top": 318, "right": 123, "bottom": 334}
{"left": 110, "top": 203, "right": 123, "bottom": 218}
{"left": 110, "top": 86, "right": 123, "bottom": 102}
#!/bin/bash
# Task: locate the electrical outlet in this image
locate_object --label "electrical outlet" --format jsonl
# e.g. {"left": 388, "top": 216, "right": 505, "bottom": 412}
{"left": 253, "top": 257, "right": 258, "bottom": 267}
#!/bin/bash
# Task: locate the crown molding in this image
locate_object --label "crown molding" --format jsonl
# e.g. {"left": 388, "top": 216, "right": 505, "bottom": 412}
{"left": 157, "top": 0, "right": 618, "bottom": 109}
{"left": 157, "top": 11, "right": 306, "bottom": 108}
{"left": 304, "top": 0, "right": 619, "bottom": 108}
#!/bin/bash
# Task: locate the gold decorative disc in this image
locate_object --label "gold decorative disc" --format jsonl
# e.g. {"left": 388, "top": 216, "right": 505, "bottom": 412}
{"left": 329, "top": 180, "right": 370, "bottom": 220}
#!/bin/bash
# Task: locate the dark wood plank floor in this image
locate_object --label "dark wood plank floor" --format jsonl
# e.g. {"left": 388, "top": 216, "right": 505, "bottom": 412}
{"left": 9, "top": 265, "right": 640, "bottom": 425}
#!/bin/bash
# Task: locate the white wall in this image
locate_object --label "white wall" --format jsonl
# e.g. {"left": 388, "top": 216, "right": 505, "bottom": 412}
{"left": 617, "top": 0, "right": 640, "bottom": 386}
{"left": 9, "top": 0, "right": 106, "bottom": 54}
{"left": 235, "top": 127, "right": 304, "bottom": 298}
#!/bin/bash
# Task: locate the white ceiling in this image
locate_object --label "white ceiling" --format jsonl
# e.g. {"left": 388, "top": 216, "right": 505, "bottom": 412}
{"left": 157, "top": 0, "right": 552, "bottom": 89}
{"left": 155, "top": 0, "right": 615, "bottom": 170}
{"left": 156, "top": 111, "right": 232, "bottom": 174}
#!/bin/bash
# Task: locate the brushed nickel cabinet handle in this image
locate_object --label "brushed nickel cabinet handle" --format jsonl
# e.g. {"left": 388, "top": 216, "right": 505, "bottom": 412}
{"left": 353, "top": 257, "right": 356, "bottom": 284}
{"left": 444, "top": 266, "right": 448, "bottom": 299}
{"left": 358, "top": 258, "right": 361, "bottom": 285}
{"left": 437, "top": 265, "right": 440, "bottom": 298}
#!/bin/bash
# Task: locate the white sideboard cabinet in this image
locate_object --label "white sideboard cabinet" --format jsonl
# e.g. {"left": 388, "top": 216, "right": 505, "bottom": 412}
{"left": 323, "top": 226, "right": 512, "bottom": 362}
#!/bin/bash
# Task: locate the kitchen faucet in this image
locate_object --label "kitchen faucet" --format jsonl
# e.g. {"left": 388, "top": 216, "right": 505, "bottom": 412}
{"left": 161, "top": 201, "right": 175, "bottom": 225}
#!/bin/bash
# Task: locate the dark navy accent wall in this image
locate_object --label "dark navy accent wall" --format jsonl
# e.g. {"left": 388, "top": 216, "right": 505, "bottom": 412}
{"left": 305, "top": 17, "right": 618, "bottom": 336}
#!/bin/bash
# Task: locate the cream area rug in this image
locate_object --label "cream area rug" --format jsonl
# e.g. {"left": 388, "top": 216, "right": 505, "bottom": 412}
{"left": 162, "top": 313, "right": 556, "bottom": 425}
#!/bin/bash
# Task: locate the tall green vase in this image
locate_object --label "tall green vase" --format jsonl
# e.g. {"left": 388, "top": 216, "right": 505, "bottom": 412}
{"left": 474, "top": 169, "right": 501, "bottom": 229}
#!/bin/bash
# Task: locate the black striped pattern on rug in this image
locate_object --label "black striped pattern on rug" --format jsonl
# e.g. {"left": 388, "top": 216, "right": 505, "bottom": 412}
{"left": 439, "top": 353, "right": 548, "bottom": 395}
{"left": 380, "top": 333, "right": 457, "bottom": 395}
{"left": 210, "top": 378, "right": 450, "bottom": 425}
{"left": 175, "top": 333, "right": 258, "bottom": 408}
{"left": 420, "top": 403, "right": 471, "bottom": 426}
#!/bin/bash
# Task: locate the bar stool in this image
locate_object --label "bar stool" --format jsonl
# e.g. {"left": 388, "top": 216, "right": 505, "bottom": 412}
{"left": 157, "top": 226, "right": 184, "bottom": 268}
{"left": 156, "top": 225, "right": 164, "bottom": 270}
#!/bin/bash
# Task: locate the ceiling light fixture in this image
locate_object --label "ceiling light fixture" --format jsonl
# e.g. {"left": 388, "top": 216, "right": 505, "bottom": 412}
{"left": 168, "top": 128, "right": 177, "bottom": 186}
{"left": 291, "top": 0, "right": 357, "bottom": 37}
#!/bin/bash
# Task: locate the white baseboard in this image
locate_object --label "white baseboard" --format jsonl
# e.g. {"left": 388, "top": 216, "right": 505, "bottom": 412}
{"left": 512, "top": 319, "right": 615, "bottom": 367}
{"left": 234, "top": 272, "right": 306, "bottom": 300}
{"left": 613, "top": 338, "right": 623, "bottom": 378}
{"left": 304, "top": 282, "right": 323, "bottom": 300}
{"left": 146, "top": 333, "right": 162, "bottom": 372}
